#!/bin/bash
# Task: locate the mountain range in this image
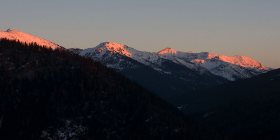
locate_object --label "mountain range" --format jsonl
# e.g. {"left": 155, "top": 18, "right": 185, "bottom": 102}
{"left": 0, "top": 29, "right": 270, "bottom": 104}
{"left": 0, "top": 29, "right": 269, "bottom": 81}
{"left": 71, "top": 41, "right": 270, "bottom": 104}
{"left": 76, "top": 41, "right": 269, "bottom": 81}
{"left": 0, "top": 28, "right": 280, "bottom": 140}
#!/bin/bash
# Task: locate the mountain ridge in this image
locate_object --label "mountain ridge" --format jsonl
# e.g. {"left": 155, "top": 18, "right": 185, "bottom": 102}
{"left": 0, "top": 28, "right": 61, "bottom": 49}
{"left": 76, "top": 42, "right": 228, "bottom": 104}
{"left": 0, "top": 28, "right": 268, "bottom": 77}
{"left": 77, "top": 41, "right": 269, "bottom": 81}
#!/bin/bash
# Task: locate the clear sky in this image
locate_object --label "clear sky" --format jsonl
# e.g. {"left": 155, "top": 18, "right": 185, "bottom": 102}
{"left": 0, "top": 0, "right": 279, "bottom": 68}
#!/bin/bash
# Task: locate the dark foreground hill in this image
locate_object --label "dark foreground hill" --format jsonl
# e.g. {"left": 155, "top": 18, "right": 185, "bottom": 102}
{"left": 180, "top": 68, "right": 280, "bottom": 140}
{"left": 0, "top": 39, "right": 191, "bottom": 140}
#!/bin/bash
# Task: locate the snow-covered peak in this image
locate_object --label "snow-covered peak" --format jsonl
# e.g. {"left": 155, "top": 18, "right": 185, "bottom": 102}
{"left": 159, "top": 50, "right": 266, "bottom": 69}
{"left": 158, "top": 48, "right": 177, "bottom": 55}
{"left": 158, "top": 50, "right": 270, "bottom": 80}
{"left": 93, "top": 41, "right": 159, "bottom": 61}
{"left": 0, "top": 29, "right": 60, "bottom": 49}
{"left": 80, "top": 41, "right": 165, "bottom": 70}
{"left": 215, "top": 55, "right": 264, "bottom": 69}
{"left": 95, "top": 42, "right": 132, "bottom": 57}
{"left": 189, "top": 53, "right": 266, "bottom": 70}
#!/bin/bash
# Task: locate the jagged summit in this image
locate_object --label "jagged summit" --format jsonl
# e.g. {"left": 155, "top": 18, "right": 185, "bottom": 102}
{"left": 0, "top": 28, "right": 60, "bottom": 49}
{"left": 158, "top": 48, "right": 177, "bottom": 55}
{"left": 95, "top": 41, "right": 132, "bottom": 57}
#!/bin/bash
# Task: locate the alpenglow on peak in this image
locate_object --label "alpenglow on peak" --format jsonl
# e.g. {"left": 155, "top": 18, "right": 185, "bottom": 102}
{"left": 95, "top": 42, "right": 132, "bottom": 57}
{"left": 158, "top": 48, "right": 177, "bottom": 55}
{"left": 0, "top": 28, "right": 60, "bottom": 49}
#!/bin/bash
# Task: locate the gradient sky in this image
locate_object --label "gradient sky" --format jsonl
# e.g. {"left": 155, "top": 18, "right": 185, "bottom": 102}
{"left": 0, "top": 0, "right": 279, "bottom": 68}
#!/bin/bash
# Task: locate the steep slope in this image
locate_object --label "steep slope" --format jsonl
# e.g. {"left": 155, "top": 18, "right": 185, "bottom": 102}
{"left": 0, "top": 39, "right": 192, "bottom": 140}
{"left": 80, "top": 42, "right": 165, "bottom": 70}
{"left": 181, "top": 68, "right": 280, "bottom": 140}
{"left": 0, "top": 29, "right": 61, "bottom": 49}
{"left": 77, "top": 42, "right": 227, "bottom": 103}
{"left": 158, "top": 48, "right": 269, "bottom": 81}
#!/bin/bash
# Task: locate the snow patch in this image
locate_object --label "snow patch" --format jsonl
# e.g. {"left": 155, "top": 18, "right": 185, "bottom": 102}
{"left": 41, "top": 120, "right": 87, "bottom": 140}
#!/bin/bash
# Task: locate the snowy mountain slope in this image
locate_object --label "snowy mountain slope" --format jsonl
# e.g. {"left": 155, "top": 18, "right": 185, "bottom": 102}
{"left": 79, "top": 42, "right": 140, "bottom": 70}
{"left": 158, "top": 48, "right": 270, "bottom": 81}
{"left": 73, "top": 42, "right": 228, "bottom": 102}
{"left": 76, "top": 42, "right": 270, "bottom": 81}
{"left": 69, "top": 41, "right": 271, "bottom": 105}
{"left": 0, "top": 29, "right": 61, "bottom": 49}
{"left": 79, "top": 42, "right": 176, "bottom": 76}
{"left": 0, "top": 28, "right": 268, "bottom": 81}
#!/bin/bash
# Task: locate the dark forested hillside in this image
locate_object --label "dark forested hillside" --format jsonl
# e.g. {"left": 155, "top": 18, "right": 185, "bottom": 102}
{"left": 0, "top": 39, "right": 191, "bottom": 140}
{"left": 120, "top": 59, "right": 227, "bottom": 104}
{"left": 181, "top": 68, "right": 280, "bottom": 140}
